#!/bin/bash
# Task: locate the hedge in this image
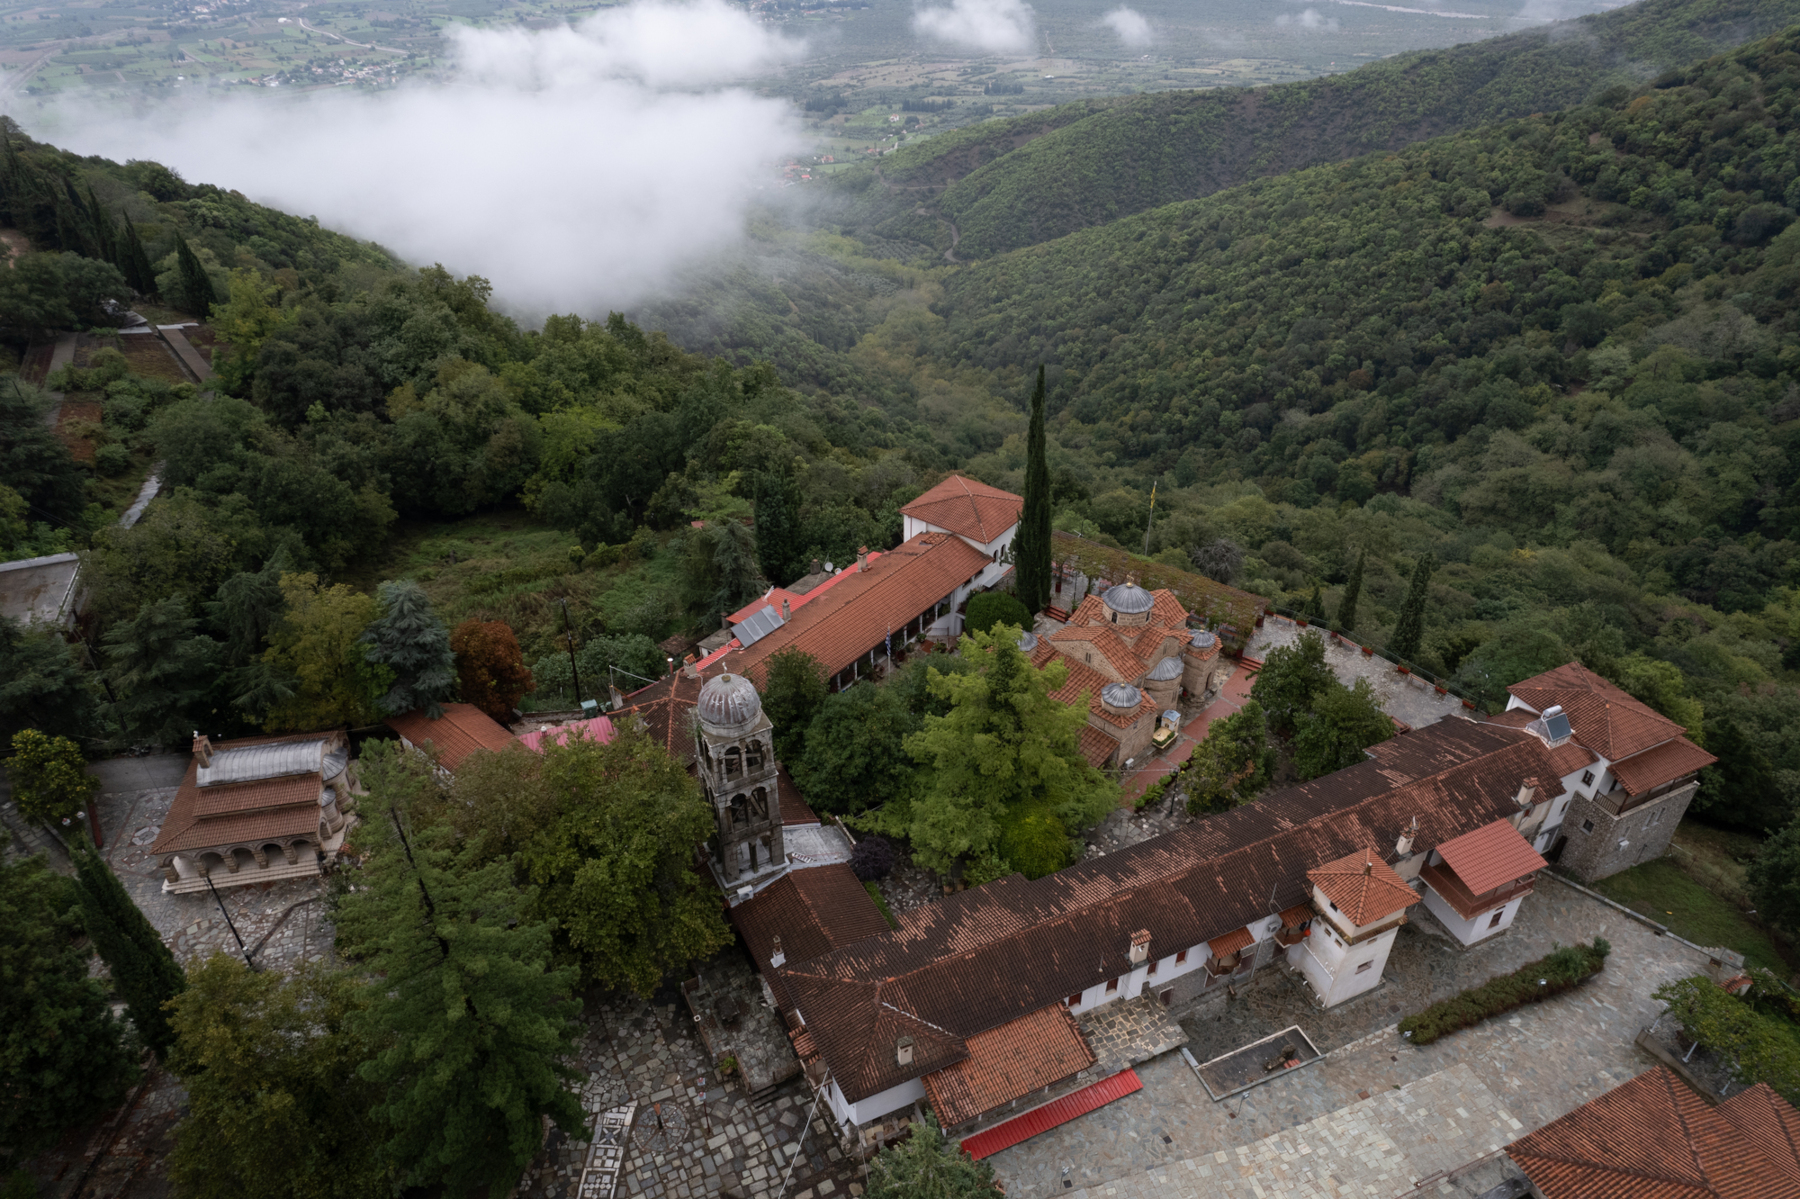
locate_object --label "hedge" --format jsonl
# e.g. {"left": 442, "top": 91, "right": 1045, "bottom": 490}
{"left": 1398, "top": 938, "right": 1610, "bottom": 1046}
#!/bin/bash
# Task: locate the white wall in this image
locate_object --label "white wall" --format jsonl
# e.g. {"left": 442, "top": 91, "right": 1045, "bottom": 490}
{"left": 829, "top": 1075, "right": 928, "bottom": 1127}
{"left": 1422, "top": 886, "right": 1526, "bottom": 946}
{"left": 1290, "top": 921, "right": 1399, "bottom": 1007}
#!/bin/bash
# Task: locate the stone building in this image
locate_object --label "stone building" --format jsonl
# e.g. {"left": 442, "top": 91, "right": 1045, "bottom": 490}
{"left": 1498, "top": 662, "right": 1716, "bottom": 882}
{"left": 695, "top": 672, "right": 786, "bottom": 888}
{"left": 151, "top": 732, "right": 356, "bottom": 892}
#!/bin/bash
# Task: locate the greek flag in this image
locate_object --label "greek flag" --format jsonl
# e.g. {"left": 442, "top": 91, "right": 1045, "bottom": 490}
{"left": 885, "top": 625, "right": 892, "bottom": 658}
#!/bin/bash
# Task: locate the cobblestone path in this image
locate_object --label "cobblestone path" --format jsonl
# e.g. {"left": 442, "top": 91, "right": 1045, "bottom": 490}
{"left": 985, "top": 875, "right": 1711, "bottom": 1198}
{"left": 1070, "top": 1064, "right": 1526, "bottom": 1199}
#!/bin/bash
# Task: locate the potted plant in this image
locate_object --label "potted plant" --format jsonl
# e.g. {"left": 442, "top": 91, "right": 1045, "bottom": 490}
{"left": 718, "top": 1055, "right": 739, "bottom": 1078}
{"left": 1435, "top": 684, "right": 1448, "bottom": 695}
{"left": 1462, "top": 699, "right": 1477, "bottom": 709}
{"left": 1296, "top": 617, "right": 1308, "bottom": 628}
{"left": 1361, "top": 645, "right": 1375, "bottom": 657}
{"left": 1397, "top": 664, "right": 1411, "bottom": 676}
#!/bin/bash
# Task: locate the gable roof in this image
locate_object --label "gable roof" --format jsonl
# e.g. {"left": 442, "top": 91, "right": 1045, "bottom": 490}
{"left": 151, "top": 732, "right": 341, "bottom": 855}
{"left": 612, "top": 672, "right": 704, "bottom": 765}
{"left": 1434, "top": 818, "right": 1547, "bottom": 896}
{"left": 724, "top": 533, "right": 992, "bottom": 685}
{"left": 1307, "top": 848, "right": 1418, "bottom": 926}
{"left": 1482, "top": 708, "right": 1600, "bottom": 775}
{"left": 1612, "top": 737, "right": 1718, "bottom": 796}
{"left": 901, "top": 475, "right": 1022, "bottom": 545}
{"left": 732, "top": 863, "right": 892, "bottom": 985}
{"left": 1508, "top": 1067, "right": 1800, "bottom": 1199}
{"left": 386, "top": 703, "right": 519, "bottom": 770}
{"left": 777, "top": 720, "right": 1557, "bottom": 1102}
{"left": 1508, "top": 662, "right": 1690, "bottom": 763}
{"left": 922, "top": 1004, "right": 1095, "bottom": 1127}
{"left": 516, "top": 715, "right": 616, "bottom": 754}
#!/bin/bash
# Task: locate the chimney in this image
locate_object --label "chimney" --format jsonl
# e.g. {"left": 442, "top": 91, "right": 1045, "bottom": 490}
{"left": 192, "top": 733, "right": 213, "bottom": 768}
{"left": 1395, "top": 816, "right": 1418, "bottom": 858}
{"left": 770, "top": 934, "right": 785, "bottom": 970}
{"left": 810, "top": 558, "right": 821, "bottom": 576}
{"left": 1128, "top": 928, "right": 1151, "bottom": 966}
{"left": 1362, "top": 857, "right": 1373, "bottom": 876}
{"left": 1516, "top": 777, "right": 1540, "bottom": 809}
{"left": 896, "top": 1035, "right": 915, "bottom": 1067}
{"left": 857, "top": 546, "right": 870, "bottom": 570}
{"left": 781, "top": 599, "right": 791, "bottom": 621}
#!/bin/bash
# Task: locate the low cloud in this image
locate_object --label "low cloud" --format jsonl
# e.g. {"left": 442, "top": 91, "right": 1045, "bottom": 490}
{"left": 1099, "top": 6, "right": 1155, "bottom": 47}
{"left": 13, "top": 0, "right": 809, "bottom": 316}
{"left": 912, "top": 0, "right": 1037, "bottom": 54}
{"left": 1276, "top": 8, "right": 1341, "bottom": 30}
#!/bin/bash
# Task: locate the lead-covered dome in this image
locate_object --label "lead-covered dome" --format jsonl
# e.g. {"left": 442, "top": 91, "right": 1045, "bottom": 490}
{"left": 699, "top": 672, "right": 762, "bottom": 733}
{"left": 1103, "top": 581, "right": 1155, "bottom": 615}
{"left": 1189, "top": 629, "right": 1218, "bottom": 650}
{"left": 1101, "top": 682, "right": 1142, "bottom": 713}
{"left": 1147, "top": 656, "right": 1184, "bottom": 682}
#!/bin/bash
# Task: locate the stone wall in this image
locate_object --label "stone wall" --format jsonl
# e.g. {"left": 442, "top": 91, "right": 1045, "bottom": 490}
{"left": 1555, "top": 781, "right": 1697, "bottom": 883}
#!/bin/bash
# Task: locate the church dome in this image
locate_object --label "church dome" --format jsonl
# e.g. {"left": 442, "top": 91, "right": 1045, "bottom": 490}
{"left": 1147, "top": 656, "right": 1184, "bottom": 682}
{"left": 1189, "top": 629, "right": 1218, "bottom": 650}
{"left": 1101, "top": 682, "right": 1142, "bottom": 713}
{"left": 1016, "top": 630, "right": 1039, "bottom": 652}
{"left": 698, "top": 672, "right": 762, "bottom": 733}
{"left": 1103, "top": 581, "right": 1155, "bottom": 615}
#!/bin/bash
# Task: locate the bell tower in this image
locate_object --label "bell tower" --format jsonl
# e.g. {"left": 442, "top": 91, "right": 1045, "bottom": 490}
{"left": 694, "top": 672, "right": 785, "bottom": 886}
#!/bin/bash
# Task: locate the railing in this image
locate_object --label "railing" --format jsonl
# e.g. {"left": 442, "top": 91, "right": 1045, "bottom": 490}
{"left": 1254, "top": 606, "right": 1491, "bottom": 712}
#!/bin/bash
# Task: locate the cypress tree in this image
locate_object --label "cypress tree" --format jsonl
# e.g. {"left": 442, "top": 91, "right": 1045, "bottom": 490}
{"left": 1304, "top": 584, "right": 1326, "bottom": 623}
{"left": 85, "top": 184, "right": 116, "bottom": 266}
{"left": 173, "top": 233, "right": 217, "bottom": 316}
{"left": 361, "top": 580, "right": 456, "bottom": 718}
{"left": 1014, "top": 363, "right": 1052, "bottom": 614}
{"left": 752, "top": 472, "right": 801, "bottom": 587}
{"left": 1388, "top": 552, "right": 1436, "bottom": 663}
{"left": 71, "top": 836, "right": 186, "bottom": 1059}
{"left": 118, "top": 217, "right": 155, "bottom": 295}
{"left": 1337, "top": 548, "right": 1365, "bottom": 633}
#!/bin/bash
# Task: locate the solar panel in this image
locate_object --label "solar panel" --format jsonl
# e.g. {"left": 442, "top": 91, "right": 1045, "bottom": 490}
{"left": 1543, "top": 711, "right": 1573, "bottom": 743}
{"left": 735, "top": 604, "right": 785, "bottom": 647}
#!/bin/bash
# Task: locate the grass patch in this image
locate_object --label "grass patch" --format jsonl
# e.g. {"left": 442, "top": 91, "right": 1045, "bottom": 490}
{"left": 1664, "top": 818, "right": 1763, "bottom": 908}
{"left": 864, "top": 880, "right": 899, "bottom": 930}
{"left": 1588, "top": 857, "right": 1795, "bottom": 975}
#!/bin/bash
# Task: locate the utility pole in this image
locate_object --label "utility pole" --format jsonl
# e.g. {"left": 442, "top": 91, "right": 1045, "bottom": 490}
{"left": 560, "top": 597, "right": 583, "bottom": 706}
{"left": 204, "top": 871, "right": 255, "bottom": 969}
{"left": 1141, "top": 480, "right": 1158, "bottom": 555}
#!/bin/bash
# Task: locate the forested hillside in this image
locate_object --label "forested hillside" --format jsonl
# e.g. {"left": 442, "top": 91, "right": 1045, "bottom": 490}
{"left": 825, "top": 0, "right": 1800, "bottom": 260}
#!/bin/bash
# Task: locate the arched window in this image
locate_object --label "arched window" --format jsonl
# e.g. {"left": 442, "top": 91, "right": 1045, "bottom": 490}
{"left": 724, "top": 746, "right": 742, "bottom": 777}
{"left": 750, "top": 788, "right": 769, "bottom": 818}
{"left": 746, "top": 740, "right": 764, "bottom": 771}
{"left": 730, "top": 794, "right": 749, "bottom": 827}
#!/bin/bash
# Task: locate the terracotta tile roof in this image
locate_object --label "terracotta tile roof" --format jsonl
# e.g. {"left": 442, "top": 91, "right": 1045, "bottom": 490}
{"left": 1613, "top": 737, "right": 1718, "bottom": 796}
{"left": 776, "top": 721, "right": 1558, "bottom": 1103}
{"left": 1508, "top": 662, "right": 1690, "bottom": 762}
{"left": 901, "top": 475, "right": 1022, "bottom": 545}
{"left": 1434, "top": 819, "right": 1547, "bottom": 895}
{"left": 777, "top": 765, "right": 819, "bottom": 826}
{"left": 1208, "top": 927, "right": 1255, "bottom": 958}
{"left": 1477, "top": 710, "right": 1599, "bottom": 775}
{"left": 515, "top": 715, "right": 615, "bottom": 754}
{"left": 1040, "top": 651, "right": 1155, "bottom": 730}
{"left": 1067, "top": 595, "right": 1110, "bottom": 625}
{"left": 1308, "top": 849, "right": 1417, "bottom": 926}
{"left": 1278, "top": 903, "right": 1312, "bottom": 928}
{"left": 1078, "top": 725, "right": 1117, "bottom": 767}
{"left": 923, "top": 1004, "right": 1095, "bottom": 1127}
{"left": 725, "top": 534, "right": 991, "bottom": 686}
{"left": 1149, "top": 590, "right": 1190, "bottom": 628}
{"left": 152, "top": 734, "right": 337, "bottom": 855}
{"left": 612, "top": 673, "right": 704, "bottom": 764}
{"left": 1417, "top": 861, "right": 1532, "bottom": 920}
{"left": 1049, "top": 625, "right": 1149, "bottom": 681}
{"left": 1717, "top": 1084, "right": 1800, "bottom": 1181}
{"left": 1051, "top": 532, "right": 1263, "bottom": 645}
{"left": 1509, "top": 1067, "right": 1800, "bottom": 1198}
{"left": 731, "top": 863, "right": 891, "bottom": 987}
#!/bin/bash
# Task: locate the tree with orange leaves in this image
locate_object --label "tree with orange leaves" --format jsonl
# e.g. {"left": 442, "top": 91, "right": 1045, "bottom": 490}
{"left": 450, "top": 619, "right": 533, "bottom": 722}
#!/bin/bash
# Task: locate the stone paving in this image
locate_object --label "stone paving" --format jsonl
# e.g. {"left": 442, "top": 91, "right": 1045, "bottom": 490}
{"left": 982, "top": 874, "right": 1712, "bottom": 1199}
{"left": 1077, "top": 996, "right": 1189, "bottom": 1078}
{"left": 1069, "top": 1064, "right": 1524, "bottom": 1199}
{"left": 1247, "top": 617, "right": 1466, "bottom": 732}
{"left": 94, "top": 784, "right": 334, "bottom": 970}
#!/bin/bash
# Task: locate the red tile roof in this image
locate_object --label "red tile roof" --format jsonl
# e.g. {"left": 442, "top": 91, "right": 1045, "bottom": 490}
{"left": 1613, "top": 737, "right": 1718, "bottom": 796}
{"left": 612, "top": 673, "right": 704, "bottom": 764}
{"left": 777, "top": 765, "right": 819, "bottom": 826}
{"left": 725, "top": 534, "right": 991, "bottom": 685}
{"left": 1208, "top": 927, "right": 1255, "bottom": 958}
{"left": 1051, "top": 532, "right": 1262, "bottom": 645}
{"left": 1078, "top": 725, "right": 1118, "bottom": 768}
{"left": 1434, "top": 818, "right": 1547, "bottom": 895}
{"left": 1307, "top": 849, "right": 1418, "bottom": 926}
{"left": 385, "top": 703, "right": 518, "bottom": 771}
{"left": 1508, "top": 662, "right": 1690, "bottom": 762}
{"left": 923, "top": 1004, "right": 1095, "bottom": 1127}
{"left": 1509, "top": 1067, "right": 1800, "bottom": 1198}
{"left": 731, "top": 863, "right": 892, "bottom": 983}
{"left": 516, "top": 715, "right": 616, "bottom": 754}
{"left": 152, "top": 734, "right": 339, "bottom": 855}
{"left": 1050, "top": 625, "right": 1149, "bottom": 681}
{"left": 901, "top": 475, "right": 1022, "bottom": 545}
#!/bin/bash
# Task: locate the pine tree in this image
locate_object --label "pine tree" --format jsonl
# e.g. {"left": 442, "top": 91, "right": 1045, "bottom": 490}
{"left": 71, "top": 836, "right": 186, "bottom": 1059}
{"left": 1014, "top": 364, "right": 1052, "bottom": 614}
{"left": 173, "top": 233, "right": 217, "bottom": 316}
{"left": 1337, "top": 548, "right": 1365, "bottom": 633}
{"left": 120, "top": 218, "right": 157, "bottom": 297}
{"left": 336, "top": 746, "right": 586, "bottom": 1196}
{"left": 1388, "top": 552, "right": 1436, "bottom": 663}
{"left": 360, "top": 580, "right": 456, "bottom": 718}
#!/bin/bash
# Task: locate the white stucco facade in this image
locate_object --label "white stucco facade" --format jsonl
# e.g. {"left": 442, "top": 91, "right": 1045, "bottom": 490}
{"left": 1422, "top": 886, "right": 1527, "bottom": 945}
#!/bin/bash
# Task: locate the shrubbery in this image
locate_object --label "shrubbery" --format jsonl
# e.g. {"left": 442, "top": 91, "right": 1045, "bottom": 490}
{"left": 850, "top": 834, "right": 896, "bottom": 881}
{"left": 963, "top": 591, "right": 1032, "bottom": 637}
{"left": 1655, "top": 973, "right": 1800, "bottom": 1104}
{"left": 1398, "top": 938, "right": 1609, "bottom": 1046}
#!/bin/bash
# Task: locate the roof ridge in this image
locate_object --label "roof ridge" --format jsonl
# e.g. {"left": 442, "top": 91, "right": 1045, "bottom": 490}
{"left": 1508, "top": 1150, "right": 1718, "bottom": 1192}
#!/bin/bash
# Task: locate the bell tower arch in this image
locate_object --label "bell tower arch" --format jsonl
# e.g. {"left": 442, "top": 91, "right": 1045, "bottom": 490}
{"left": 695, "top": 672, "right": 784, "bottom": 886}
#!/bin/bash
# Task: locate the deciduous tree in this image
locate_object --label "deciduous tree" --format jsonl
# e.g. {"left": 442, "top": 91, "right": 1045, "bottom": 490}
{"left": 866, "top": 1115, "right": 995, "bottom": 1199}
{"left": 360, "top": 580, "right": 455, "bottom": 718}
{"left": 1747, "top": 815, "right": 1800, "bottom": 936}
{"left": 1292, "top": 678, "right": 1393, "bottom": 781}
{"left": 793, "top": 681, "right": 919, "bottom": 814}
{"left": 5, "top": 729, "right": 97, "bottom": 824}
{"left": 0, "top": 837, "right": 139, "bottom": 1167}
{"left": 761, "top": 647, "right": 827, "bottom": 765}
{"left": 451, "top": 619, "right": 533, "bottom": 722}
{"left": 1186, "top": 700, "right": 1275, "bottom": 815}
{"left": 167, "top": 957, "right": 387, "bottom": 1199}
{"left": 71, "top": 836, "right": 185, "bottom": 1059}
{"left": 261, "top": 573, "right": 389, "bottom": 732}
{"left": 964, "top": 591, "right": 1033, "bottom": 637}
{"left": 1249, "top": 630, "right": 1334, "bottom": 736}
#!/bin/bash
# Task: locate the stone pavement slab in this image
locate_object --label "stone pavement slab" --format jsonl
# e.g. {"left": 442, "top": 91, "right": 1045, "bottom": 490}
{"left": 1247, "top": 618, "right": 1465, "bottom": 731}
{"left": 1071, "top": 1064, "right": 1516, "bottom": 1199}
